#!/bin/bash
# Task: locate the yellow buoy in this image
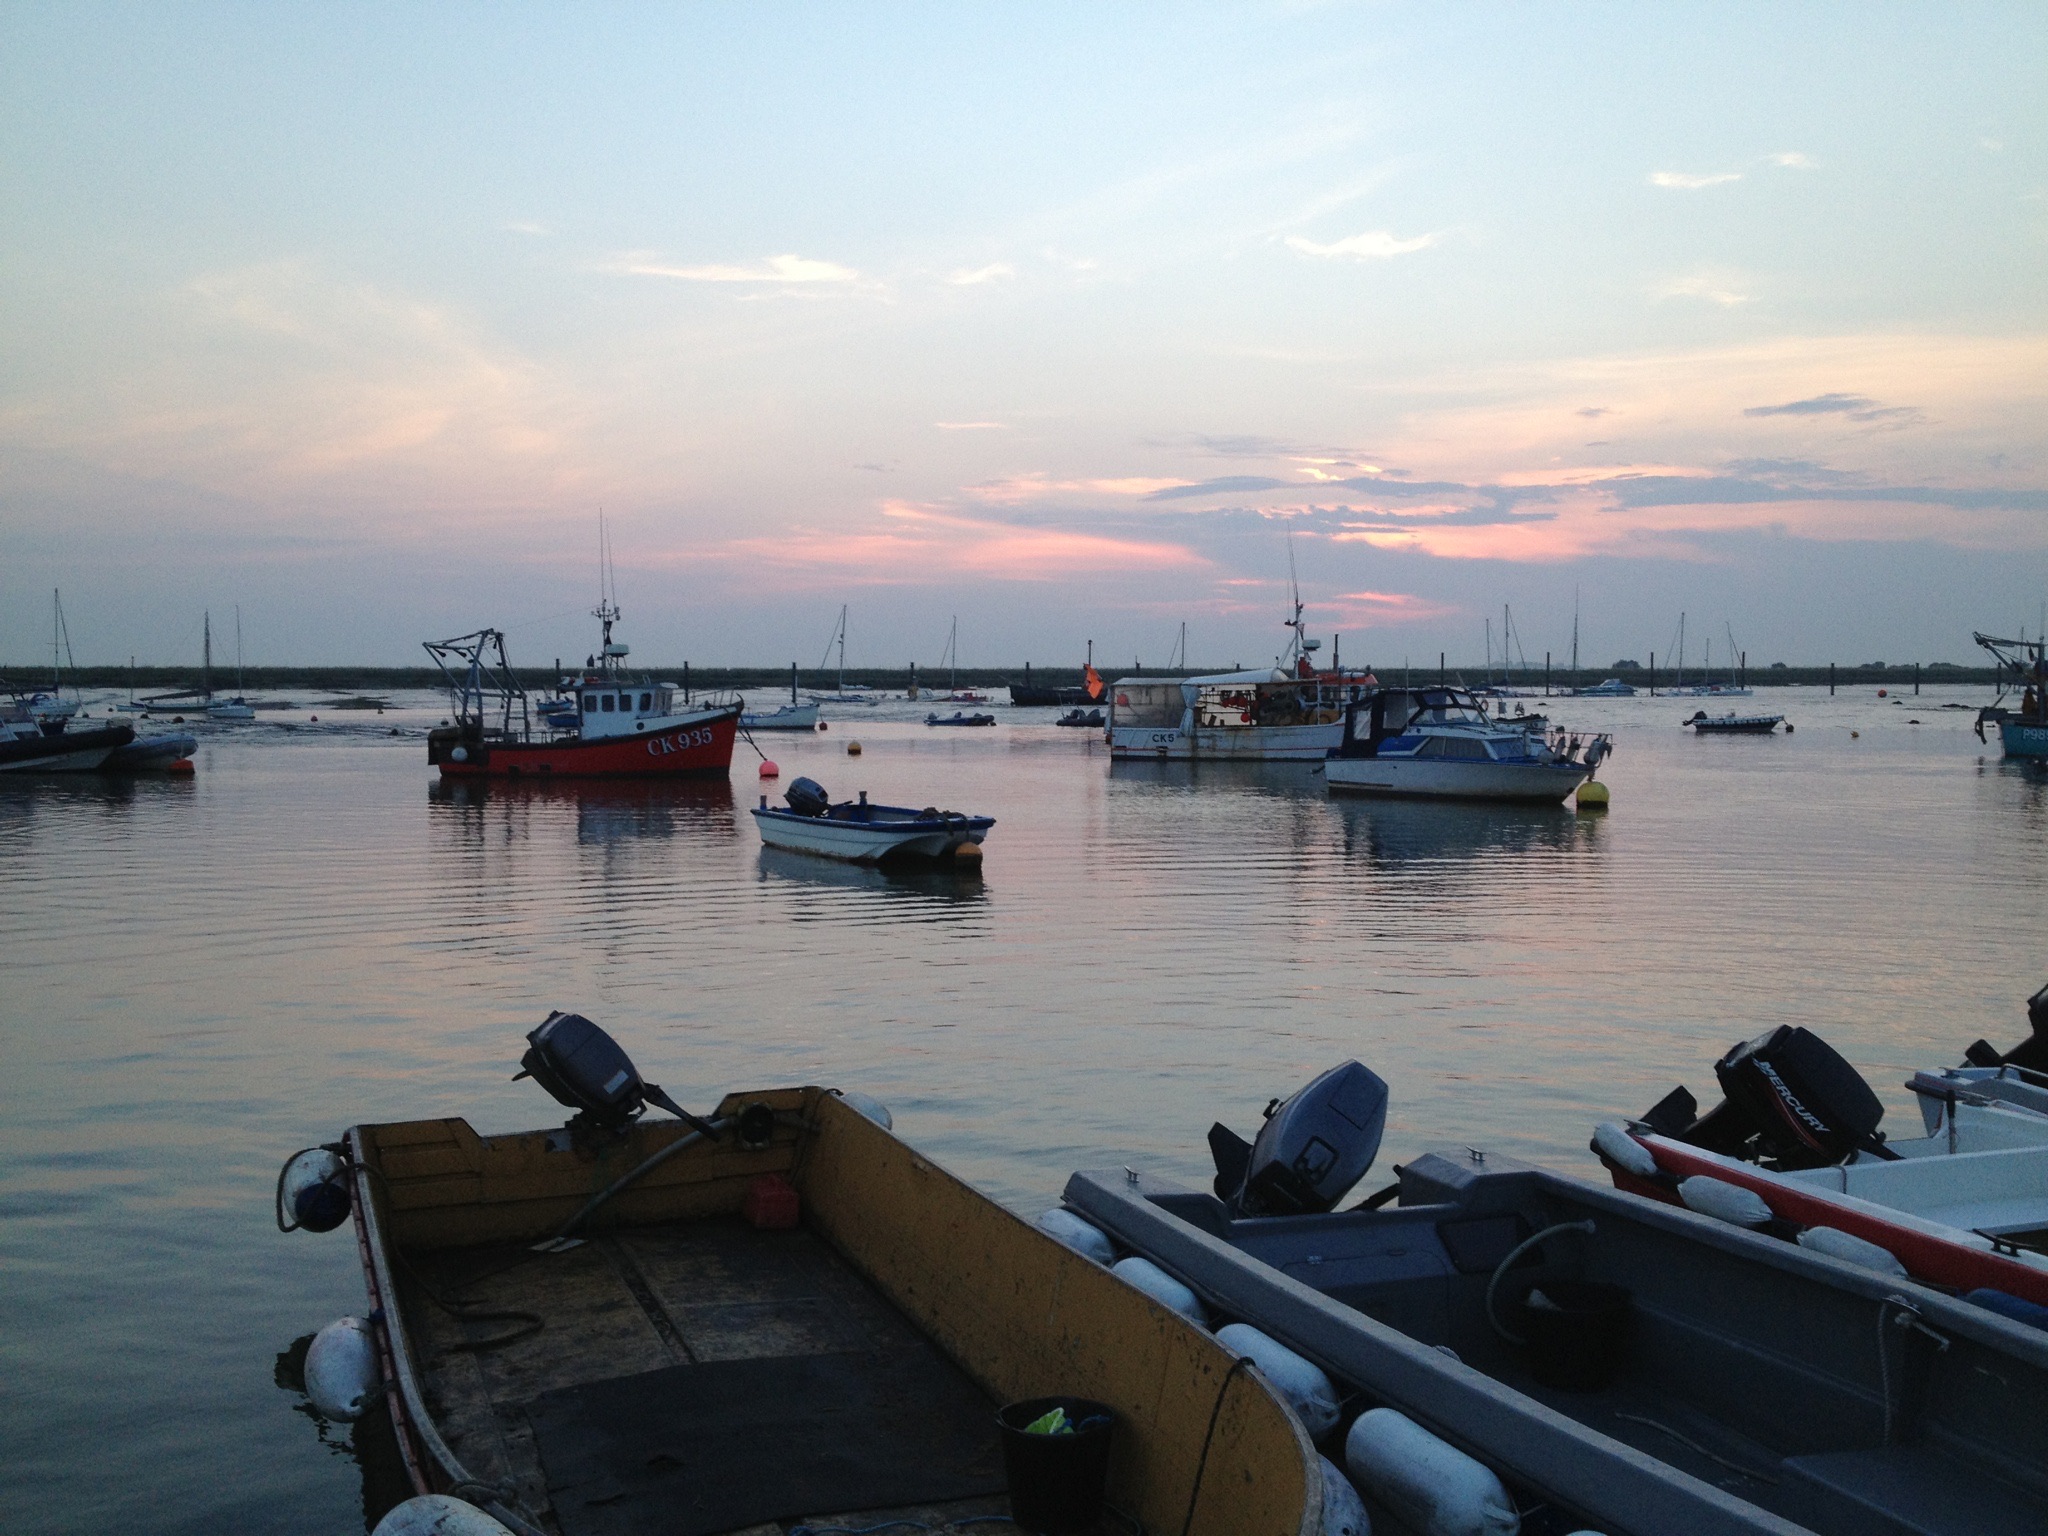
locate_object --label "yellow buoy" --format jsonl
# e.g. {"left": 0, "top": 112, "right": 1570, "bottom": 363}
{"left": 847, "top": 741, "right": 863, "bottom": 755}
{"left": 1575, "top": 779, "right": 1610, "bottom": 810}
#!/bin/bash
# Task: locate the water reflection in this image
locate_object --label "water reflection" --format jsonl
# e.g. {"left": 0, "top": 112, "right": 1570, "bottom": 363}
{"left": 1332, "top": 797, "right": 1601, "bottom": 864}
{"left": 756, "top": 845, "right": 990, "bottom": 905}
{"left": 1106, "top": 758, "right": 1328, "bottom": 799}
{"left": 428, "top": 777, "right": 739, "bottom": 846}
{"left": 274, "top": 1335, "right": 412, "bottom": 1533}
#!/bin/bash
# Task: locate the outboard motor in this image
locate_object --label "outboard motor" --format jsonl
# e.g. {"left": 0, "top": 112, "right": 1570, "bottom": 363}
{"left": 1641, "top": 1025, "right": 1895, "bottom": 1169}
{"left": 784, "top": 777, "right": 830, "bottom": 818}
{"left": 1963, "top": 978, "right": 2048, "bottom": 1073}
{"left": 516, "top": 1011, "right": 720, "bottom": 1140}
{"left": 1210, "top": 1062, "right": 1389, "bottom": 1216}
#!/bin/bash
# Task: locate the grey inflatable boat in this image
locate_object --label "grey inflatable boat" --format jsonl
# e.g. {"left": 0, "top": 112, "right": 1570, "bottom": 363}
{"left": 1060, "top": 1063, "right": 2048, "bottom": 1536}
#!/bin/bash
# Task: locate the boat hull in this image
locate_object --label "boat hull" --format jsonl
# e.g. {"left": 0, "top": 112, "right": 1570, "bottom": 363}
{"left": 741, "top": 702, "right": 821, "bottom": 731}
{"left": 1610, "top": 1131, "right": 2048, "bottom": 1307}
{"left": 2001, "top": 719, "right": 2048, "bottom": 758}
{"left": 754, "top": 807, "right": 992, "bottom": 861}
{"left": 343, "top": 1090, "right": 1319, "bottom": 1536}
{"left": 104, "top": 733, "right": 198, "bottom": 771}
{"left": 1110, "top": 721, "right": 1344, "bottom": 761}
{"left": 432, "top": 706, "right": 740, "bottom": 779}
{"left": 1324, "top": 754, "right": 1590, "bottom": 802}
{"left": 0, "top": 722, "right": 132, "bottom": 773}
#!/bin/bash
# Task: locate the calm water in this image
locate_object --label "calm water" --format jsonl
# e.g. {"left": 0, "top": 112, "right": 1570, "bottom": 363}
{"left": 3, "top": 684, "right": 2045, "bottom": 1532}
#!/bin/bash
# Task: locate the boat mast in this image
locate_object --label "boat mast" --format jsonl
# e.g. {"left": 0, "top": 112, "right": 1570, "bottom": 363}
{"left": 594, "top": 513, "right": 622, "bottom": 676}
{"left": 203, "top": 611, "right": 213, "bottom": 705}
{"left": 1570, "top": 588, "right": 1580, "bottom": 687}
{"left": 947, "top": 616, "right": 958, "bottom": 690}
{"left": 235, "top": 605, "right": 245, "bottom": 696}
{"left": 1678, "top": 612, "right": 1686, "bottom": 687}
{"left": 839, "top": 605, "right": 847, "bottom": 691}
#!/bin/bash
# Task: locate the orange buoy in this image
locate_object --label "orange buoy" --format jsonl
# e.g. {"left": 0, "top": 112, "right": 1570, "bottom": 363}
{"left": 168, "top": 758, "right": 195, "bottom": 775}
{"left": 759, "top": 760, "right": 779, "bottom": 778}
{"left": 1877, "top": 688, "right": 1887, "bottom": 697}
{"left": 848, "top": 741, "right": 862, "bottom": 755}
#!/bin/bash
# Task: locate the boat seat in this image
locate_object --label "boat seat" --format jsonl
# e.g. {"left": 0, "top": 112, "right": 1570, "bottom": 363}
{"left": 1781, "top": 1443, "right": 2047, "bottom": 1536}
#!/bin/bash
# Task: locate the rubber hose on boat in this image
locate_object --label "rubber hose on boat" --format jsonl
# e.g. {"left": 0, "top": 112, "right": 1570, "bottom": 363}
{"left": 555, "top": 1116, "right": 733, "bottom": 1240}
{"left": 1485, "top": 1219, "right": 1597, "bottom": 1344}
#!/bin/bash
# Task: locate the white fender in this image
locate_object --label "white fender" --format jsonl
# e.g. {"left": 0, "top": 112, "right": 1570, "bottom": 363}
{"left": 1345, "top": 1407, "right": 1519, "bottom": 1536}
{"left": 1036, "top": 1208, "right": 1115, "bottom": 1265}
{"left": 1591, "top": 1123, "right": 1658, "bottom": 1179}
{"left": 371, "top": 1495, "right": 516, "bottom": 1536}
{"left": 1798, "top": 1225, "right": 1908, "bottom": 1276}
{"left": 1318, "top": 1455, "right": 1371, "bottom": 1536}
{"left": 305, "top": 1315, "right": 380, "bottom": 1421}
{"left": 1217, "top": 1323, "right": 1341, "bottom": 1439}
{"left": 833, "top": 1089, "right": 893, "bottom": 1130}
{"left": 1110, "top": 1256, "right": 1207, "bottom": 1326}
{"left": 1677, "top": 1175, "right": 1774, "bottom": 1228}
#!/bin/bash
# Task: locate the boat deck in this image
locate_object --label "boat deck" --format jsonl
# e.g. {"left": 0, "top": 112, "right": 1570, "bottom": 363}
{"left": 400, "top": 1216, "right": 1021, "bottom": 1536}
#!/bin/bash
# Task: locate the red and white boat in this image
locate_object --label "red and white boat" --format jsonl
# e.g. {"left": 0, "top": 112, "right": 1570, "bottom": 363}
{"left": 424, "top": 603, "right": 739, "bottom": 781}
{"left": 1595, "top": 1021, "right": 2048, "bottom": 1311}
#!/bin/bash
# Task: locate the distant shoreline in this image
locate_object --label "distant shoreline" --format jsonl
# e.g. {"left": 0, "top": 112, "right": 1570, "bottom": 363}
{"left": 2, "top": 663, "right": 2005, "bottom": 693}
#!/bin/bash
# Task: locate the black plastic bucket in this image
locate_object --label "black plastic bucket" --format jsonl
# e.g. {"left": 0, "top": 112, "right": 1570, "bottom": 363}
{"left": 1520, "top": 1281, "right": 1632, "bottom": 1391}
{"left": 997, "top": 1396, "right": 1115, "bottom": 1534}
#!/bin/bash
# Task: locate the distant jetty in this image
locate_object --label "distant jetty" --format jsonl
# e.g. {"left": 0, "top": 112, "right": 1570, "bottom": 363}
{"left": 3, "top": 661, "right": 2002, "bottom": 693}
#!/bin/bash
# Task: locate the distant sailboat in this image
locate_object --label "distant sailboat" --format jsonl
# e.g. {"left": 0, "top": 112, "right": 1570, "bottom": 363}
{"left": 805, "top": 605, "right": 883, "bottom": 705}
{"left": 938, "top": 616, "right": 987, "bottom": 703}
{"left": 207, "top": 608, "right": 255, "bottom": 720}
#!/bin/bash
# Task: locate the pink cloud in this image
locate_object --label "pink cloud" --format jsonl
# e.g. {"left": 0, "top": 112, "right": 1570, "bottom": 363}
{"left": 711, "top": 500, "right": 1208, "bottom": 585}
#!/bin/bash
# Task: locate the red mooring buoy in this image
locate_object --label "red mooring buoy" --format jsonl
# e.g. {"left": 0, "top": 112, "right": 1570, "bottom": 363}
{"left": 759, "top": 760, "right": 780, "bottom": 778}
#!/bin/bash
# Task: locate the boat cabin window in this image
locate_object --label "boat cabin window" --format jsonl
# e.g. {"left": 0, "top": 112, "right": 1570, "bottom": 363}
{"left": 1111, "top": 682, "right": 1185, "bottom": 729}
{"left": 639, "top": 692, "right": 652, "bottom": 712}
{"left": 601, "top": 694, "right": 616, "bottom": 712}
{"left": 582, "top": 693, "right": 598, "bottom": 713}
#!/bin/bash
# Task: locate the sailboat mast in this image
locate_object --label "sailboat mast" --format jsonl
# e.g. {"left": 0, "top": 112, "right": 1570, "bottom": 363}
{"left": 839, "top": 605, "right": 847, "bottom": 691}
{"left": 948, "top": 616, "right": 958, "bottom": 690}
{"left": 235, "top": 605, "right": 245, "bottom": 694}
{"left": 203, "top": 611, "right": 213, "bottom": 703}
{"left": 1570, "top": 588, "right": 1580, "bottom": 684}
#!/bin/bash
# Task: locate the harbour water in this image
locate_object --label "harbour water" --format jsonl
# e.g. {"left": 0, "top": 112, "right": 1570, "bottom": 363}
{"left": 3, "top": 685, "right": 2045, "bottom": 1533}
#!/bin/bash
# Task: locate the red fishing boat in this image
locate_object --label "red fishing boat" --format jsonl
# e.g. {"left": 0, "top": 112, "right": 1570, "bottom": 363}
{"left": 425, "top": 599, "right": 739, "bottom": 780}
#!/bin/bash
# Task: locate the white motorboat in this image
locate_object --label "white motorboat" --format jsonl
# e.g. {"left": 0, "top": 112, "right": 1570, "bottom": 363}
{"left": 1322, "top": 686, "right": 1611, "bottom": 802}
{"left": 1601, "top": 1023, "right": 2048, "bottom": 1310}
{"left": 751, "top": 778, "right": 992, "bottom": 862}
{"left": 1572, "top": 678, "right": 1637, "bottom": 696}
{"left": 742, "top": 701, "right": 821, "bottom": 731}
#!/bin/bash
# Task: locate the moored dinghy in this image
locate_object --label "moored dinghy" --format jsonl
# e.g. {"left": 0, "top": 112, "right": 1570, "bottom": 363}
{"left": 1061, "top": 1061, "right": 2048, "bottom": 1536}
{"left": 753, "top": 777, "right": 993, "bottom": 862}
{"left": 282, "top": 1014, "right": 1321, "bottom": 1536}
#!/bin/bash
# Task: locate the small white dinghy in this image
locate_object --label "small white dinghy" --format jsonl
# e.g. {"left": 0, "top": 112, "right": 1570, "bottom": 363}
{"left": 752, "top": 777, "right": 993, "bottom": 863}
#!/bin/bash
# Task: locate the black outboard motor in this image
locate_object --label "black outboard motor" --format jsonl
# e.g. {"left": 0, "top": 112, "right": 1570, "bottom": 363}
{"left": 517, "top": 1011, "right": 719, "bottom": 1140}
{"left": 1210, "top": 1061, "right": 1389, "bottom": 1216}
{"left": 1642, "top": 1025, "right": 1895, "bottom": 1169}
{"left": 1963, "top": 979, "right": 2048, "bottom": 1074}
{"left": 784, "top": 777, "right": 830, "bottom": 817}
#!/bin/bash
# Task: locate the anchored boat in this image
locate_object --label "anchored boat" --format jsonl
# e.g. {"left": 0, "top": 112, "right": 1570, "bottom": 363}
{"left": 1686, "top": 711, "right": 1784, "bottom": 734}
{"left": 1322, "top": 687, "right": 1611, "bottom": 803}
{"left": 1974, "top": 631, "right": 2048, "bottom": 759}
{"left": 277, "top": 1014, "right": 1320, "bottom": 1536}
{"left": 753, "top": 777, "right": 992, "bottom": 862}
{"left": 925, "top": 710, "right": 995, "bottom": 727}
{"left": 1052, "top": 1061, "right": 2048, "bottom": 1536}
{"left": 1604, "top": 1013, "right": 2048, "bottom": 1308}
{"left": 424, "top": 610, "right": 739, "bottom": 781}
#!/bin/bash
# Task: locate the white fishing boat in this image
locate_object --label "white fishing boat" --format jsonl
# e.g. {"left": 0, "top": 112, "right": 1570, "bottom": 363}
{"left": 752, "top": 777, "right": 992, "bottom": 862}
{"left": 1108, "top": 586, "right": 1373, "bottom": 762}
{"left": 1321, "top": 686, "right": 1610, "bottom": 802}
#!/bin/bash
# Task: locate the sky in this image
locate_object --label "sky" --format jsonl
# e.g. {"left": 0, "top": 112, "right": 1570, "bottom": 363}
{"left": 3, "top": 3, "right": 2045, "bottom": 674}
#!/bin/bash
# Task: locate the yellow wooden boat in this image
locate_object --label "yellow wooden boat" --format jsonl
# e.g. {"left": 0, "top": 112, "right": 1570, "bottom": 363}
{"left": 340, "top": 1086, "right": 1322, "bottom": 1536}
